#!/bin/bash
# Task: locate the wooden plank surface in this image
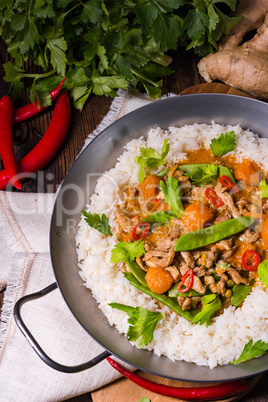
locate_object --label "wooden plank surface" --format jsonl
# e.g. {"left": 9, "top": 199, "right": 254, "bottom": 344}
{"left": 0, "top": 41, "right": 268, "bottom": 402}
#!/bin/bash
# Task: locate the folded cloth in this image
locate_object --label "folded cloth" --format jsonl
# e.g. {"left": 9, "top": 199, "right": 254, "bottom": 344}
{"left": 0, "top": 89, "right": 174, "bottom": 402}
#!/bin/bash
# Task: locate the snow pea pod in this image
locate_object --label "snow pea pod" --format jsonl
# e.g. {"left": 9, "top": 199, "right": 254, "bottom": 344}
{"left": 124, "top": 272, "right": 197, "bottom": 322}
{"left": 174, "top": 216, "right": 254, "bottom": 252}
{"left": 126, "top": 260, "right": 147, "bottom": 287}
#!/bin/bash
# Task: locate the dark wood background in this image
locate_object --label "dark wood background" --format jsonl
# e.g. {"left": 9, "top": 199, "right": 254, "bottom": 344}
{"left": 0, "top": 39, "right": 268, "bottom": 401}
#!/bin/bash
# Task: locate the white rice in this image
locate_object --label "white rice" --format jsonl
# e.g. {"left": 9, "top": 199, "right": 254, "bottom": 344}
{"left": 75, "top": 122, "right": 268, "bottom": 369}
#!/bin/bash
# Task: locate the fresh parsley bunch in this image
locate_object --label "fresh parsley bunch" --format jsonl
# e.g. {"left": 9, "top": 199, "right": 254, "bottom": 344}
{"left": 0, "top": 0, "right": 240, "bottom": 109}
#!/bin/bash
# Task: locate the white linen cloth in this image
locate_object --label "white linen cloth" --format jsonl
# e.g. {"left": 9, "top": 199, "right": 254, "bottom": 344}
{"left": 0, "top": 89, "right": 175, "bottom": 402}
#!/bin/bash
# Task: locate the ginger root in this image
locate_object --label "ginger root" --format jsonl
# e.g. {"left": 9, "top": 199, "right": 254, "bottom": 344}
{"left": 198, "top": 0, "right": 268, "bottom": 99}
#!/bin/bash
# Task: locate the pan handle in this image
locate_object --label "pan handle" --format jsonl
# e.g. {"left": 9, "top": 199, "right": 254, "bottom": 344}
{"left": 14, "top": 282, "right": 111, "bottom": 373}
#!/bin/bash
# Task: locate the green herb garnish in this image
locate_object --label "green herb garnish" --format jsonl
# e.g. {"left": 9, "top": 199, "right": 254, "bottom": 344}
{"left": 82, "top": 210, "right": 112, "bottom": 236}
{"left": 109, "top": 303, "right": 163, "bottom": 348}
{"left": 110, "top": 240, "right": 145, "bottom": 263}
{"left": 141, "top": 211, "right": 174, "bottom": 225}
{"left": 216, "top": 261, "right": 231, "bottom": 271}
{"left": 257, "top": 260, "right": 268, "bottom": 287}
{"left": 260, "top": 180, "right": 268, "bottom": 198}
{"left": 135, "top": 140, "right": 170, "bottom": 183}
{"left": 210, "top": 131, "right": 236, "bottom": 157}
{"left": 192, "top": 294, "right": 221, "bottom": 327}
{"left": 230, "top": 339, "right": 268, "bottom": 365}
{"left": 180, "top": 164, "right": 218, "bottom": 186}
{"left": 160, "top": 175, "right": 184, "bottom": 218}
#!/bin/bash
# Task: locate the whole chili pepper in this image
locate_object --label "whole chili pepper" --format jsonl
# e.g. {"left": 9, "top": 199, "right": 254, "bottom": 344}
{"left": 177, "top": 269, "right": 194, "bottom": 293}
{"left": 0, "top": 95, "right": 21, "bottom": 189}
{"left": 242, "top": 250, "right": 260, "bottom": 271}
{"left": 13, "top": 78, "right": 65, "bottom": 124}
{"left": 0, "top": 90, "right": 71, "bottom": 190}
{"left": 174, "top": 216, "right": 254, "bottom": 251}
{"left": 132, "top": 222, "right": 150, "bottom": 241}
{"left": 220, "top": 175, "right": 239, "bottom": 194}
{"left": 106, "top": 357, "right": 249, "bottom": 401}
{"left": 205, "top": 188, "right": 223, "bottom": 208}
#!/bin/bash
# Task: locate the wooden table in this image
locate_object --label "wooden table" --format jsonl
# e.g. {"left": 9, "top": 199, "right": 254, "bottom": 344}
{"left": 1, "top": 42, "right": 268, "bottom": 402}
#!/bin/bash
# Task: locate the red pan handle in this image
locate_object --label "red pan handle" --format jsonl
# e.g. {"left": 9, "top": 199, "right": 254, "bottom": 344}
{"left": 14, "top": 282, "right": 111, "bottom": 373}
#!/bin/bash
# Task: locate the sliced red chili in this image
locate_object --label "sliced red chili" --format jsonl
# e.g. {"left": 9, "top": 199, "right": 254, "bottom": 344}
{"left": 205, "top": 188, "right": 223, "bottom": 208}
{"left": 220, "top": 175, "right": 239, "bottom": 194}
{"left": 177, "top": 269, "right": 194, "bottom": 293}
{"left": 242, "top": 249, "right": 260, "bottom": 271}
{"left": 132, "top": 222, "right": 150, "bottom": 241}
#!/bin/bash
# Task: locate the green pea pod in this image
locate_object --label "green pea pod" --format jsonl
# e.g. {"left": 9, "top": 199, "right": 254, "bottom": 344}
{"left": 230, "top": 284, "right": 252, "bottom": 307}
{"left": 174, "top": 216, "right": 254, "bottom": 251}
{"left": 124, "top": 272, "right": 198, "bottom": 322}
{"left": 219, "top": 166, "right": 235, "bottom": 183}
{"left": 168, "top": 282, "right": 211, "bottom": 298}
{"left": 126, "top": 260, "right": 148, "bottom": 287}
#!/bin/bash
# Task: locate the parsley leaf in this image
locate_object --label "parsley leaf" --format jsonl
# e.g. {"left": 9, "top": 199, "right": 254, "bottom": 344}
{"left": 135, "top": 140, "right": 170, "bottom": 183}
{"left": 230, "top": 339, "right": 268, "bottom": 365}
{"left": 141, "top": 211, "right": 174, "bottom": 225}
{"left": 109, "top": 302, "right": 163, "bottom": 348}
{"left": 160, "top": 176, "right": 184, "bottom": 218}
{"left": 257, "top": 260, "right": 268, "bottom": 287}
{"left": 216, "top": 261, "right": 230, "bottom": 271}
{"left": 192, "top": 294, "right": 221, "bottom": 327}
{"left": 110, "top": 240, "right": 145, "bottom": 263}
{"left": 260, "top": 180, "right": 268, "bottom": 198}
{"left": 81, "top": 210, "right": 112, "bottom": 236}
{"left": 210, "top": 131, "right": 236, "bottom": 157}
{"left": 180, "top": 164, "right": 218, "bottom": 186}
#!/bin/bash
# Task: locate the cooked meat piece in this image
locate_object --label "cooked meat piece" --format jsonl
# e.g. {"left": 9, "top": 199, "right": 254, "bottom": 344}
{"left": 173, "top": 170, "right": 189, "bottom": 182}
{"left": 177, "top": 296, "right": 192, "bottom": 310}
{"left": 203, "top": 247, "right": 218, "bottom": 268}
{"left": 171, "top": 218, "right": 189, "bottom": 233}
{"left": 214, "top": 210, "right": 231, "bottom": 224}
{"left": 221, "top": 245, "right": 238, "bottom": 260}
{"left": 144, "top": 241, "right": 153, "bottom": 252}
{"left": 156, "top": 191, "right": 165, "bottom": 200}
{"left": 143, "top": 248, "right": 175, "bottom": 269}
{"left": 214, "top": 183, "right": 241, "bottom": 218}
{"left": 136, "top": 257, "right": 148, "bottom": 272}
{"left": 236, "top": 198, "right": 249, "bottom": 215}
{"left": 156, "top": 237, "right": 177, "bottom": 251}
{"left": 239, "top": 229, "right": 260, "bottom": 244}
{"left": 192, "top": 275, "right": 207, "bottom": 294}
{"left": 115, "top": 206, "right": 132, "bottom": 232}
{"left": 165, "top": 265, "right": 181, "bottom": 282}
{"left": 204, "top": 273, "right": 227, "bottom": 296}
{"left": 168, "top": 224, "right": 181, "bottom": 240}
{"left": 180, "top": 251, "right": 195, "bottom": 268}
{"left": 263, "top": 200, "right": 268, "bottom": 213}
{"left": 215, "top": 239, "right": 233, "bottom": 251}
{"left": 192, "top": 251, "right": 202, "bottom": 261}
{"left": 193, "top": 267, "right": 207, "bottom": 277}
{"left": 226, "top": 268, "right": 255, "bottom": 285}
{"left": 124, "top": 186, "right": 140, "bottom": 211}
{"left": 190, "top": 185, "right": 210, "bottom": 204}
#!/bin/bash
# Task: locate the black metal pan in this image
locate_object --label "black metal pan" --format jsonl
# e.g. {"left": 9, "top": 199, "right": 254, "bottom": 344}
{"left": 14, "top": 93, "right": 268, "bottom": 382}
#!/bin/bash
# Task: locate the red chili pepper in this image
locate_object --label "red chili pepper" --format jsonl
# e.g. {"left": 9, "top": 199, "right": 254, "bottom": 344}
{"left": 177, "top": 269, "right": 194, "bottom": 293}
{"left": 13, "top": 78, "right": 65, "bottom": 124}
{"left": 106, "top": 357, "right": 249, "bottom": 401}
{"left": 220, "top": 175, "right": 239, "bottom": 194}
{"left": 205, "top": 188, "right": 223, "bottom": 208}
{"left": 0, "top": 90, "right": 71, "bottom": 190}
{"left": 132, "top": 222, "right": 150, "bottom": 241}
{"left": 242, "top": 249, "right": 260, "bottom": 271}
{"left": 0, "top": 95, "right": 21, "bottom": 189}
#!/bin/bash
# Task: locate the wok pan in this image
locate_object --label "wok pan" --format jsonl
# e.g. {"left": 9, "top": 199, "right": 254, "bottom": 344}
{"left": 14, "top": 93, "right": 268, "bottom": 382}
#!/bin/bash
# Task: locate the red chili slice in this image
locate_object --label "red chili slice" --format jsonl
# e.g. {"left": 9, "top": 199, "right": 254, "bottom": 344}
{"left": 177, "top": 269, "right": 194, "bottom": 293}
{"left": 132, "top": 222, "right": 150, "bottom": 241}
{"left": 205, "top": 188, "right": 223, "bottom": 208}
{"left": 242, "top": 249, "right": 260, "bottom": 271}
{"left": 220, "top": 175, "right": 239, "bottom": 194}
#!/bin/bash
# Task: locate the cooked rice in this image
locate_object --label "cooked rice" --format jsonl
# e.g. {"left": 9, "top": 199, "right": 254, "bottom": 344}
{"left": 75, "top": 122, "right": 268, "bottom": 368}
